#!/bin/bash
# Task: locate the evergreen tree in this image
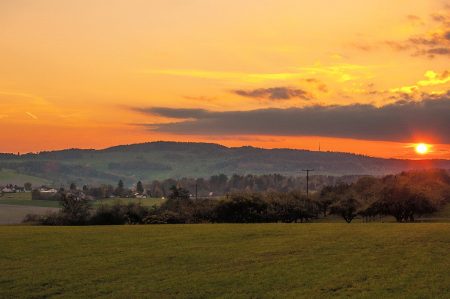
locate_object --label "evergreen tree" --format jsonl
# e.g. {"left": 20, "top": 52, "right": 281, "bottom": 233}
{"left": 115, "top": 180, "right": 125, "bottom": 196}
{"left": 137, "top": 181, "right": 144, "bottom": 194}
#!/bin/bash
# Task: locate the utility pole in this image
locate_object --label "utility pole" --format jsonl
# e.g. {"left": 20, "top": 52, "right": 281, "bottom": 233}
{"left": 302, "top": 169, "right": 314, "bottom": 199}
{"left": 195, "top": 181, "right": 198, "bottom": 200}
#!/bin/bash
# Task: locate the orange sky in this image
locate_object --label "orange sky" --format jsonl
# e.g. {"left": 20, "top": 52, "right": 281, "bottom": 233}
{"left": 0, "top": 0, "right": 449, "bottom": 159}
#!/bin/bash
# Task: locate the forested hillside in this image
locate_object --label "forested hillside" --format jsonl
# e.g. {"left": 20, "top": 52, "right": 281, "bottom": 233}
{"left": 1, "top": 141, "right": 449, "bottom": 185}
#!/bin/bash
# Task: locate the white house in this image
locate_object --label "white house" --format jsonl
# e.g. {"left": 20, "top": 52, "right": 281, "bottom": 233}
{"left": 39, "top": 188, "right": 58, "bottom": 193}
{"left": 1, "top": 187, "right": 14, "bottom": 193}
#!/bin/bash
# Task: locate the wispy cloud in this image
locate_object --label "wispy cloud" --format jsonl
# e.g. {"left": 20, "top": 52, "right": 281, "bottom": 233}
{"left": 390, "top": 70, "right": 450, "bottom": 94}
{"left": 141, "top": 69, "right": 306, "bottom": 83}
{"left": 25, "top": 112, "right": 38, "bottom": 120}
{"left": 403, "top": 10, "right": 450, "bottom": 58}
{"left": 232, "top": 87, "right": 313, "bottom": 101}
{"left": 0, "top": 91, "right": 49, "bottom": 106}
{"left": 354, "top": 8, "right": 450, "bottom": 59}
{"left": 141, "top": 63, "right": 372, "bottom": 83}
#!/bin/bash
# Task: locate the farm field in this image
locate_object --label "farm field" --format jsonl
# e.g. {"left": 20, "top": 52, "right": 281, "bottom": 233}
{"left": 0, "top": 169, "right": 49, "bottom": 186}
{"left": 0, "top": 193, "right": 165, "bottom": 224}
{"left": 0, "top": 224, "right": 449, "bottom": 298}
{"left": 0, "top": 205, "right": 59, "bottom": 225}
{"left": 95, "top": 197, "right": 165, "bottom": 207}
{"left": 0, "top": 192, "right": 163, "bottom": 208}
{"left": 0, "top": 193, "right": 60, "bottom": 224}
{"left": 0, "top": 192, "right": 164, "bottom": 207}
{"left": 0, "top": 192, "right": 60, "bottom": 208}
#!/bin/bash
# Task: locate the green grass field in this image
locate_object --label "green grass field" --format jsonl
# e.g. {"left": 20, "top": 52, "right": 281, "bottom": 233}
{"left": 0, "top": 205, "right": 59, "bottom": 225}
{"left": 0, "top": 169, "right": 49, "bottom": 185}
{"left": 0, "top": 193, "right": 165, "bottom": 224}
{"left": 95, "top": 197, "right": 166, "bottom": 207}
{"left": 0, "top": 193, "right": 164, "bottom": 208}
{"left": 0, "top": 193, "right": 60, "bottom": 224}
{"left": 0, "top": 224, "right": 449, "bottom": 298}
{"left": 0, "top": 193, "right": 60, "bottom": 208}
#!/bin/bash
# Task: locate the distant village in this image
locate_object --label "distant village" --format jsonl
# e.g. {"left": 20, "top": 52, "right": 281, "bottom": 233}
{"left": 0, "top": 181, "right": 151, "bottom": 201}
{"left": 1, "top": 184, "right": 29, "bottom": 194}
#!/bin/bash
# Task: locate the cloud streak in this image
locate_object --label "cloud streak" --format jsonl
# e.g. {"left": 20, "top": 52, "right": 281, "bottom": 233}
{"left": 232, "top": 87, "right": 313, "bottom": 100}
{"left": 25, "top": 111, "right": 38, "bottom": 120}
{"left": 134, "top": 96, "right": 450, "bottom": 143}
{"left": 142, "top": 63, "right": 371, "bottom": 83}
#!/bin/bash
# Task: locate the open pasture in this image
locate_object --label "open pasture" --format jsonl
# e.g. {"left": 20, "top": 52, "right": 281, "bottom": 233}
{"left": 0, "top": 223, "right": 449, "bottom": 298}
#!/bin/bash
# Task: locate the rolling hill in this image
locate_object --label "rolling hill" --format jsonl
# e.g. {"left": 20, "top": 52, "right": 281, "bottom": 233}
{"left": 1, "top": 141, "right": 449, "bottom": 185}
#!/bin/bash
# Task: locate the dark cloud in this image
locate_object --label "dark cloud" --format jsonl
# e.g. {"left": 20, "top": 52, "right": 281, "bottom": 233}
{"left": 232, "top": 87, "right": 313, "bottom": 100}
{"left": 423, "top": 47, "right": 450, "bottom": 56}
{"left": 134, "top": 96, "right": 450, "bottom": 143}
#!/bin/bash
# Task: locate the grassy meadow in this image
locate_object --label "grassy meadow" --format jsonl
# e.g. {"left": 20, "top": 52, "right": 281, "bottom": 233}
{"left": 0, "top": 193, "right": 165, "bottom": 224}
{"left": 0, "top": 205, "right": 59, "bottom": 225}
{"left": 0, "top": 192, "right": 60, "bottom": 208}
{"left": 0, "top": 169, "right": 49, "bottom": 186}
{"left": 0, "top": 192, "right": 164, "bottom": 208}
{"left": 0, "top": 223, "right": 449, "bottom": 298}
{"left": 0, "top": 193, "right": 59, "bottom": 224}
{"left": 95, "top": 197, "right": 166, "bottom": 207}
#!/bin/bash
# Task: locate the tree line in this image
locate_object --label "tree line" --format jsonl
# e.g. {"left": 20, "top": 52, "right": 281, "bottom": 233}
{"left": 146, "top": 173, "right": 360, "bottom": 197}
{"left": 24, "top": 169, "right": 450, "bottom": 225}
{"left": 30, "top": 174, "right": 361, "bottom": 200}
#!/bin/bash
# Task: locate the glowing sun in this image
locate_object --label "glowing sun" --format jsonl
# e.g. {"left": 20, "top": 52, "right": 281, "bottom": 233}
{"left": 415, "top": 143, "right": 429, "bottom": 155}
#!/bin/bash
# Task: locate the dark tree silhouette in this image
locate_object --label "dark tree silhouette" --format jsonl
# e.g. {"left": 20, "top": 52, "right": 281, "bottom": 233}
{"left": 115, "top": 180, "right": 125, "bottom": 196}
{"left": 136, "top": 181, "right": 144, "bottom": 194}
{"left": 24, "top": 182, "right": 32, "bottom": 191}
{"left": 168, "top": 185, "right": 190, "bottom": 200}
{"left": 59, "top": 192, "right": 91, "bottom": 225}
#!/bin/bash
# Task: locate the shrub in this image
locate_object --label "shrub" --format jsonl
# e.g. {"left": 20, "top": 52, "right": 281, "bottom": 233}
{"left": 143, "top": 211, "right": 185, "bottom": 224}
{"left": 39, "top": 212, "right": 67, "bottom": 225}
{"left": 90, "top": 202, "right": 149, "bottom": 225}
{"left": 59, "top": 193, "right": 91, "bottom": 225}
{"left": 266, "top": 191, "right": 316, "bottom": 223}
{"left": 214, "top": 193, "right": 267, "bottom": 223}
{"left": 90, "top": 204, "right": 127, "bottom": 225}
{"left": 22, "top": 213, "right": 42, "bottom": 224}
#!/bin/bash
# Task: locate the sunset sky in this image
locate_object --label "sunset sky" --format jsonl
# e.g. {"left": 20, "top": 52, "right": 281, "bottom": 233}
{"left": 1, "top": 0, "right": 449, "bottom": 159}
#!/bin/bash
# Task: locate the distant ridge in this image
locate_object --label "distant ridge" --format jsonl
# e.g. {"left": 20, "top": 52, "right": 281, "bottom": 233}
{"left": 0, "top": 141, "right": 449, "bottom": 185}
